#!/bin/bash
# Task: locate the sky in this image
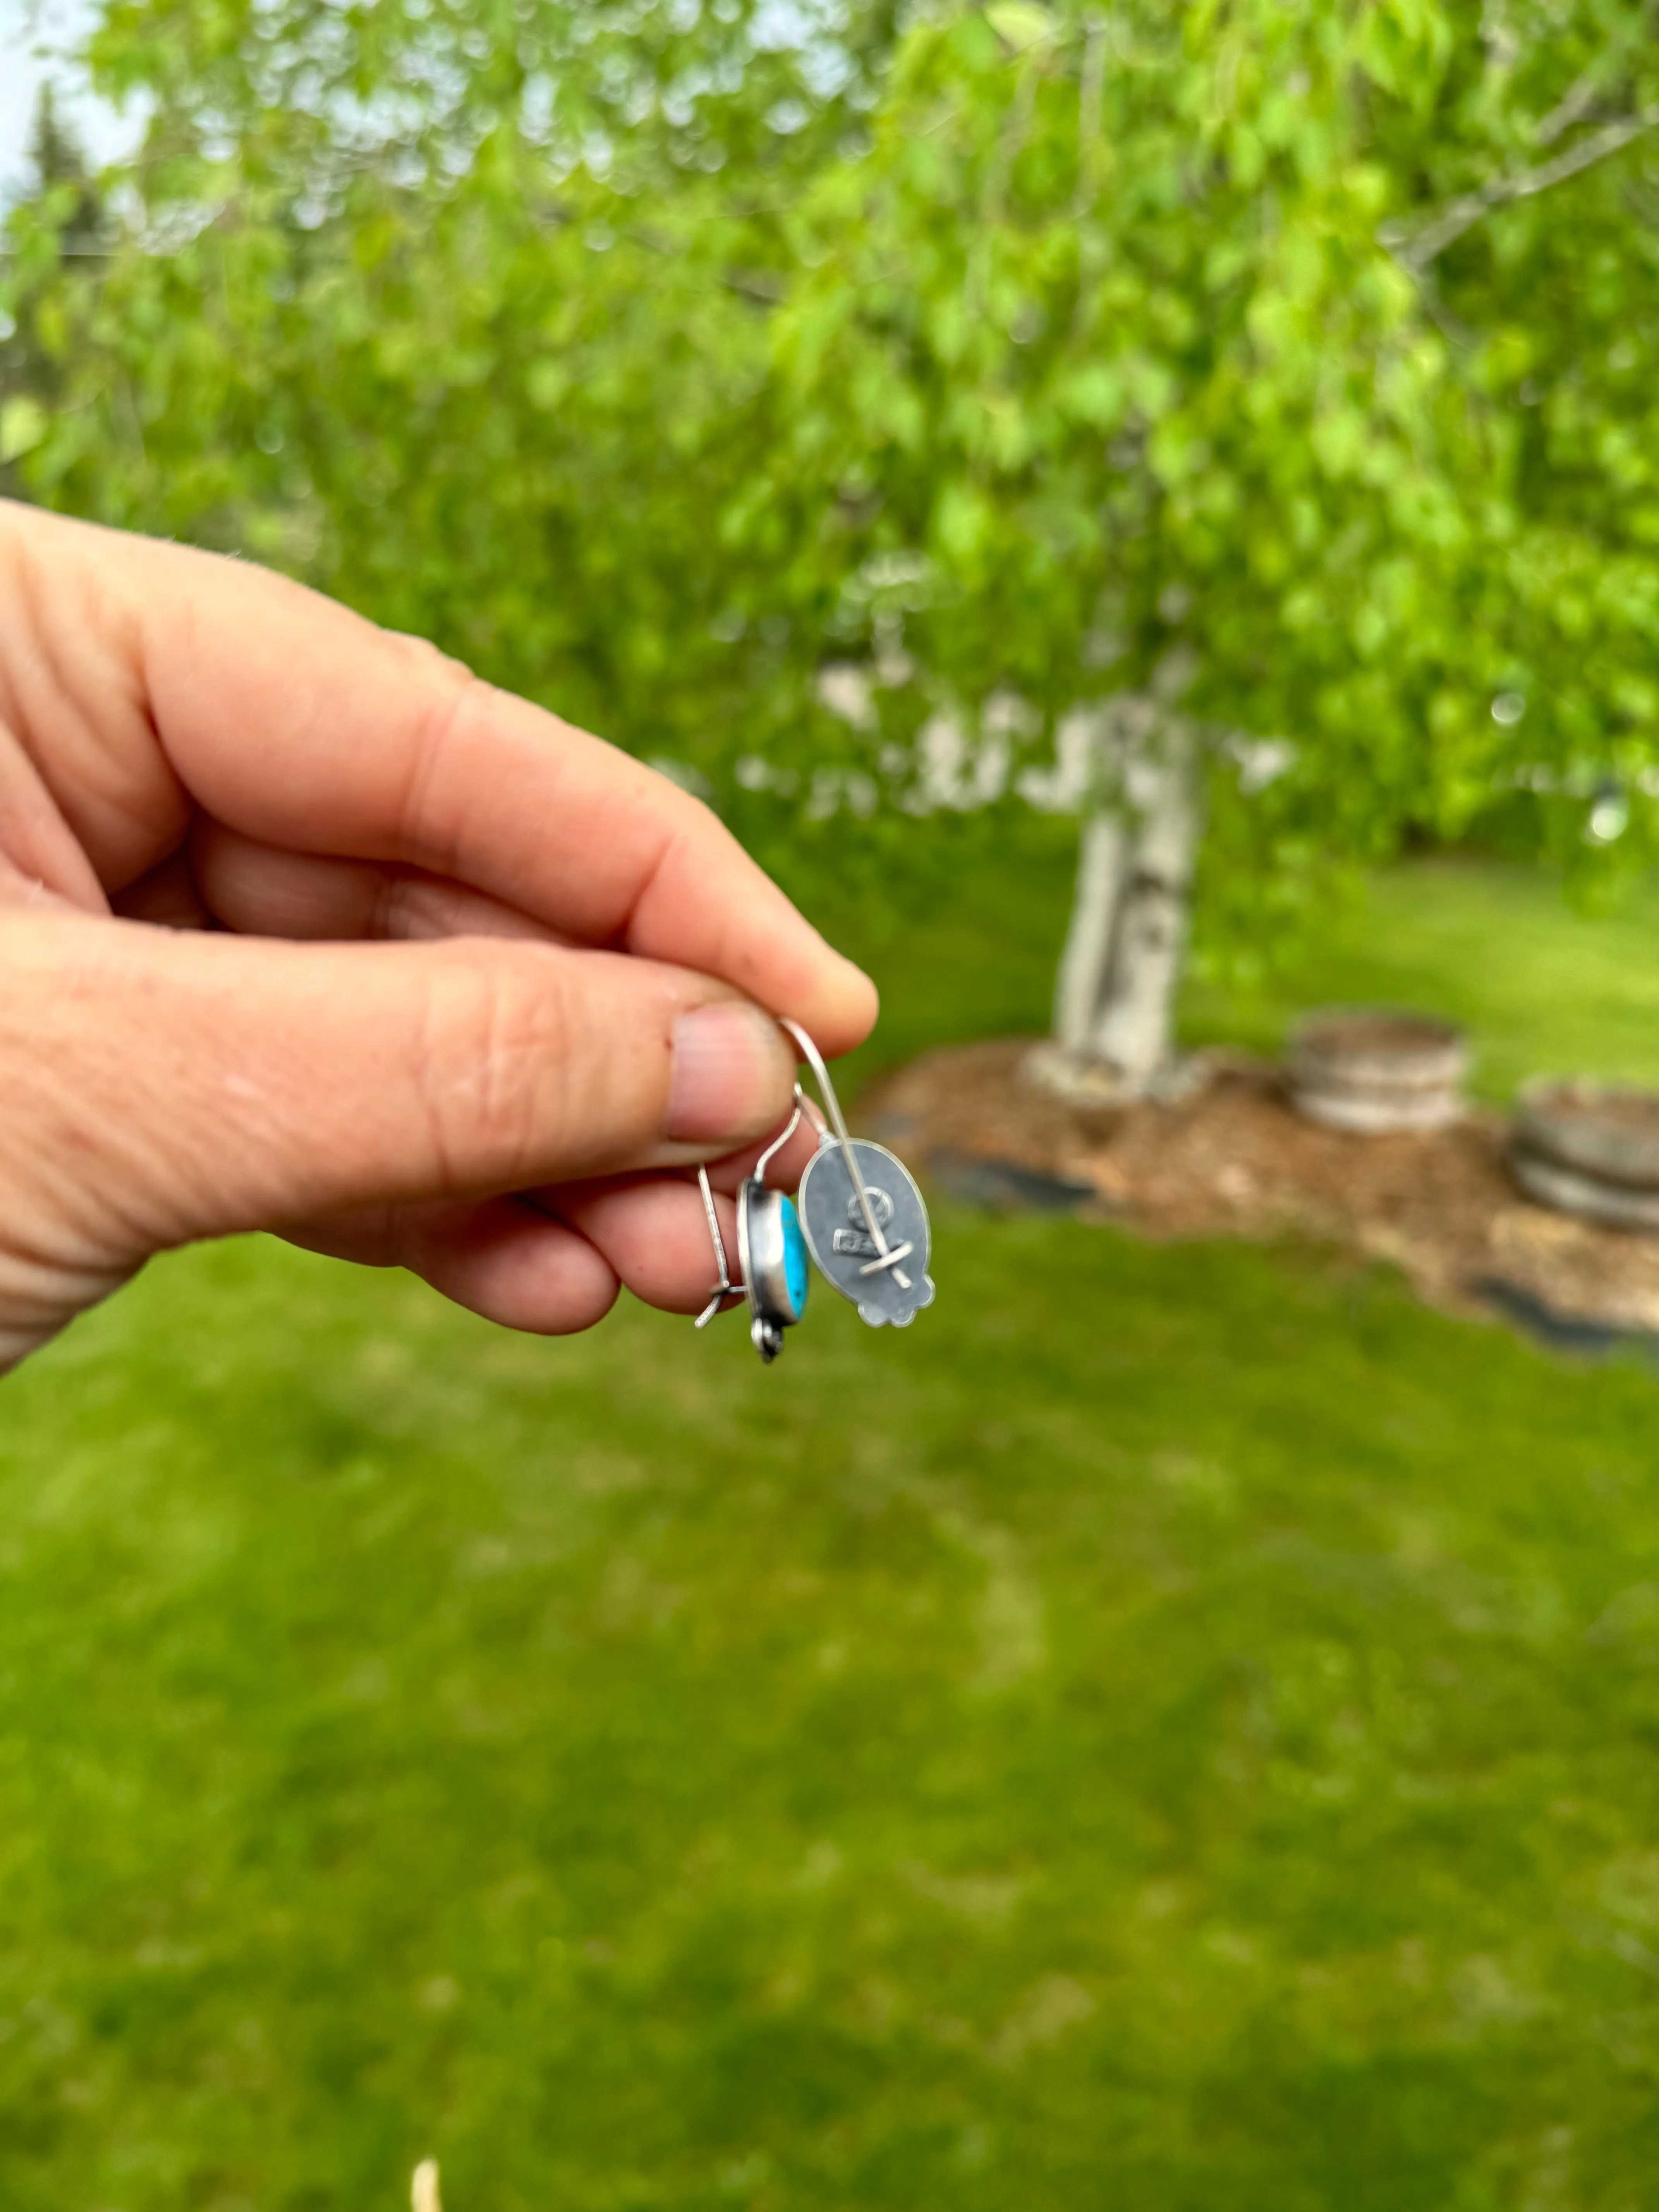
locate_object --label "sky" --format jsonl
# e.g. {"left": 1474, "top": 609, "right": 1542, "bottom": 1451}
{"left": 0, "top": 0, "right": 134, "bottom": 199}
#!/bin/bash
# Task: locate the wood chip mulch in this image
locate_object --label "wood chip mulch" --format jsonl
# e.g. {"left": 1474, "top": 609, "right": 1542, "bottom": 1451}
{"left": 862, "top": 1039, "right": 1659, "bottom": 1348}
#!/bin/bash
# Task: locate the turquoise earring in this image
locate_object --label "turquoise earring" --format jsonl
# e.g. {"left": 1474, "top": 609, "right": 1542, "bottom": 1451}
{"left": 696, "top": 1090, "right": 811, "bottom": 1362}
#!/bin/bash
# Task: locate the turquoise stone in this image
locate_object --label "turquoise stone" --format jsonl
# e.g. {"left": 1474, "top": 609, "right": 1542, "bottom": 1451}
{"left": 780, "top": 1196, "right": 810, "bottom": 1317}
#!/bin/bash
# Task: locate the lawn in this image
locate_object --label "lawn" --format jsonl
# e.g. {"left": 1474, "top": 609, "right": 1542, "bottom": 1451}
{"left": 3, "top": 840, "right": 1659, "bottom": 2209}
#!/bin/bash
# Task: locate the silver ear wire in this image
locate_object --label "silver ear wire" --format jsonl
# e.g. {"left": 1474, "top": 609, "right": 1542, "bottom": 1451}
{"left": 694, "top": 1164, "right": 743, "bottom": 1328}
{"left": 752, "top": 1084, "right": 806, "bottom": 1185}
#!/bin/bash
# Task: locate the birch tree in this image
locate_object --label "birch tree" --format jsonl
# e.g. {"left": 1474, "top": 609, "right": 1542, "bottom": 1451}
{"left": 762, "top": 0, "right": 1659, "bottom": 1091}
{"left": 7, "top": 0, "right": 1659, "bottom": 1097}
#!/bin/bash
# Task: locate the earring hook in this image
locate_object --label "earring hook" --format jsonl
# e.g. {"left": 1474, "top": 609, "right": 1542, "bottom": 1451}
{"left": 752, "top": 1084, "right": 806, "bottom": 1185}
{"left": 694, "top": 1164, "right": 742, "bottom": 1328}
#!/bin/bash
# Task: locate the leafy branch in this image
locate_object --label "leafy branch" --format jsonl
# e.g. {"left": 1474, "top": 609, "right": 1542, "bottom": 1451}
{"left": 1380, "top": 106, "right": 1659, "bottom": 272}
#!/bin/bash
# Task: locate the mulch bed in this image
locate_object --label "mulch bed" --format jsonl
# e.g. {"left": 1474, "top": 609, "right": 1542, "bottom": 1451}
{"left": 862, "top": 1039, "right": 1659, "bottom": 1352}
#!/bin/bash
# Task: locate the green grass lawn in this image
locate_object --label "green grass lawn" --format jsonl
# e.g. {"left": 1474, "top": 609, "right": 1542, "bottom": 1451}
{"left": 5, "top": 844, "right": 1659, "bottom": 2209}
{"left": 1182, "top": 857, "right": 1659, "bottom": 1103}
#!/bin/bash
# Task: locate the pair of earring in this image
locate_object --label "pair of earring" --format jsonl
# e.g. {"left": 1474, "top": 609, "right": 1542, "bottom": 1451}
{"left": 696, "top": 1018, "right": 936, "bottom": 1362}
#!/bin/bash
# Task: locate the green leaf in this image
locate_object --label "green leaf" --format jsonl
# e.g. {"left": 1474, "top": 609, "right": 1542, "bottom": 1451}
{"left": 985, "top": 1, "right": 1056, "bottom": 52}
{"left": 0, "top": 396, "right": 47, "bottom": 465}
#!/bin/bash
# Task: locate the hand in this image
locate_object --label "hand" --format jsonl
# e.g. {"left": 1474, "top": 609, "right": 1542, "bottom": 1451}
{"left": 0, "top": 502, "right": 877, "bottom": 1367}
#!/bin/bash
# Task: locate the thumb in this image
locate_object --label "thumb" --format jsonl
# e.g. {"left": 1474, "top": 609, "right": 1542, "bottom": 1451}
{"left": 0, "top": 907, "right": 795, "bottom": 1346}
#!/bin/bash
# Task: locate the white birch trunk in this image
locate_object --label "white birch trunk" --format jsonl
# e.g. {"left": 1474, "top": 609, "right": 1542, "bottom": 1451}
{"left": 1029, "top": 702, "right": 1203, "bottom": 1101}
{"left": 1051, "top": 807, "right": 1130, "bottom": 1056}
{"left": 1088, "top": 713, "right": 1200, "bottom": 1086}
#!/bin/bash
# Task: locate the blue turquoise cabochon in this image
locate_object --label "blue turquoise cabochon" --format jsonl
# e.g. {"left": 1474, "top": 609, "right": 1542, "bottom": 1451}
{"left": 780, "top": 1196, "right": 810, "bottom": 1317}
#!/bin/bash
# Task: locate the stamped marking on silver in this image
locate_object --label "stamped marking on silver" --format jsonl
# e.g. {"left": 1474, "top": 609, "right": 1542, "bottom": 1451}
{"left": 831, "top": 1184, "right": 896, "bottom": 1259}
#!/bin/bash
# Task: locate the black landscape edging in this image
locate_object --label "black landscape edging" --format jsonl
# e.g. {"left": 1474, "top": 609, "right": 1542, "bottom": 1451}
{"left": 895, "top": 1117, "right": 1659, "bottom": 1369}
{"left": 924, "top": 1148, "right": 1104, "bottom": 1216}
{"left": 1471, "top": 1275, "right": 1659, "bottom": 1365}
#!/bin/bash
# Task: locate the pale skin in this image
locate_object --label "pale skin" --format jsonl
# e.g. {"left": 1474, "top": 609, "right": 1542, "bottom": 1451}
{"left": 0, "top": 500, "right": 878, "bottom": 1370}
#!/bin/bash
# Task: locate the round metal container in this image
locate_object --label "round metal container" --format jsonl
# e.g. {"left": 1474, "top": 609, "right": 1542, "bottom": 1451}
{"left": 1289, "top": 1006, "right": 1468, "bottom": 1133}
{"left": 1514, "top": 1077, "right": 1659, "bottom": 1192}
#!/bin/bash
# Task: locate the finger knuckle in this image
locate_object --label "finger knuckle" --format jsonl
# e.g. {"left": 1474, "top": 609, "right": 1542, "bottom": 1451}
{"left": 393, "top": 642, "right": 491, "bottom": 867}
{"left": 415, "top": 946, "right": 580, "bottom": 1190}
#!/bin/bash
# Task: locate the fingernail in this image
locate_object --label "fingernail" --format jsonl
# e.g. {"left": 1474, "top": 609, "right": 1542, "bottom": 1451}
{"left": 668, "top": 1002, "right": 790, "bottom": 1143}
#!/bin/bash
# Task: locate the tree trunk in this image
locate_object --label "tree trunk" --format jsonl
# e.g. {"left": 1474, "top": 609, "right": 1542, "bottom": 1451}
{"left": 1031, "top": 699, "right": 1203, "bottom": 1101}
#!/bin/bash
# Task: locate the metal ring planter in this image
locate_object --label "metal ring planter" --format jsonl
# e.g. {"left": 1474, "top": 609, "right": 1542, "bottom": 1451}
{"left": 1289, "top": 1008, "right": 1469, "bottom": 1134}
{"left": 1511, "top": 1078, "right": 1659, "bottom": 1232}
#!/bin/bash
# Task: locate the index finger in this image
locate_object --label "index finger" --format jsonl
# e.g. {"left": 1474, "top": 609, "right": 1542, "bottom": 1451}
{"left": 22, "top": 509, "right": 879, "bottom": 1056}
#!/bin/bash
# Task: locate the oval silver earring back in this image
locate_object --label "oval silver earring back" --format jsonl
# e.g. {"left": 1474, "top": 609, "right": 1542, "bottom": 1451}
{"left": 783, "top": 1019, "right": 936, "bottom": 1331}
